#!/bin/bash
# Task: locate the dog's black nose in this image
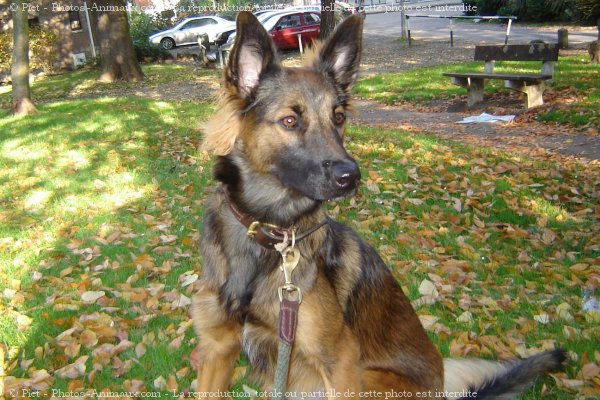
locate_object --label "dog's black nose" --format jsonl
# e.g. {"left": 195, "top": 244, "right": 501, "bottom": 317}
{"left": 331, "top": 161, "right": 360, "bottom": 190}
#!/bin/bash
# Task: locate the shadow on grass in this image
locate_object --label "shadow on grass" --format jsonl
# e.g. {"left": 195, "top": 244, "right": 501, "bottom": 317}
{"left": 0, "top": 96, "right": 214, "bottom": 393}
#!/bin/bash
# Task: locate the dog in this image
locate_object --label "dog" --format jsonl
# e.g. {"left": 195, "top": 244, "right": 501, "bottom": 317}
{"left": 192, "top": 11, "right": 566, "bottom": 400}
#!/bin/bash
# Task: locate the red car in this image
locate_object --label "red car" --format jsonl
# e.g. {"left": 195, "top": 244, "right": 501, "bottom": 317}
{"left": 265, "top": 12, "right": 321, "bottom": 50}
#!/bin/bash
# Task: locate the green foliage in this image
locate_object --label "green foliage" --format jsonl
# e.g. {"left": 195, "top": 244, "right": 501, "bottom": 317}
{"left": 0, "top": 27, "right": 59, "bottom": 74}
{"left": 573, "top": 0, "right": 600, "bottom": 22}
{"left": 462, "top": 0, "right": 598, "bottom": 22}
{"left": 466, "top": 0, "right": 508, "bottom": 16}
{"left": 29, "top": 28, "right": 59, "bottom": 73}
{"left": 0, "top": 31, "right": 10, "bottom": 72}
{"left": 128, "top": 11, "right": 168, "bottom": 62}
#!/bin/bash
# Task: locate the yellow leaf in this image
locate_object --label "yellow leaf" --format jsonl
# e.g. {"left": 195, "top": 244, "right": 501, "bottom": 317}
{"left": 418, "top": 315, "right": 439, "bottom": 330}
{"left": 81, "top": 291, "right": 105, "bottom": 303}
{"left": 167, "top": 375, "right": 178, "bottom": 391}
{"left": 418, "top": 279, "right": 438, "bottom": 297}
{"left": 473, "top": 215, "right": 485, "bottom": 228}
{"left": 80, "top": 329, "right": 98, "bottom": 348}
{"left": 457, "top": 311, "right": 473, "bottom": 323}
{"left": 580, "top": 363, "right": 600, "bottom": 380}
{"left": 534, "top": 313, "right": 550, "bottom": 324}
{"left": 407, "top": 198, "right": 423, "bottom": 206}
{"left": 135, "top": 342, "right": 146, "bottom": 358}
{"left": 569, "top": 263, "right": 589, "bottom": 272}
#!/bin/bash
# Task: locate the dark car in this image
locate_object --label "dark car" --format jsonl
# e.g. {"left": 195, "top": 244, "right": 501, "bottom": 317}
{"left": 218, "top": 11, "right": 321, "bottom": 51}
{"left": 268, "top": 12, "right": 321, "bottom": 50}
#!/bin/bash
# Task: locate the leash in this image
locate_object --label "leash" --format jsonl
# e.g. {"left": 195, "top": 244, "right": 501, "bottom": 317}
{"left": 274, "top": 243, "right": 301, "bottom": 400}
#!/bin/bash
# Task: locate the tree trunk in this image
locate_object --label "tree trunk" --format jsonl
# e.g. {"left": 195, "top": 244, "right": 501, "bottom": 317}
{"left": 11, "top": 0, "right": 37, "bottom": 115}
{"left": 319, "top": 0, "right": 337, "bottom": 40}
{"left": 91, "top": 0, "right": 144, "bottom": 82}
{"left": 589, "top": 40, "right": 600, "bottom": 64}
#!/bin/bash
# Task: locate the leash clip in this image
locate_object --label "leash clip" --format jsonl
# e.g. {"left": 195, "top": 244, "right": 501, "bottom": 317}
{"left": 246, "top": 221, "right": 260, "bottom": 238}
{"left": 277, "top": 244, "right": 302, "bottom": 303}
{"left": 278, "top": 284, "right": 302, "bottom": 303}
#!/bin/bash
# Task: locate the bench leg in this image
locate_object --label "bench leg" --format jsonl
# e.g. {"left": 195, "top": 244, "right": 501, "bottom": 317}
{"left": 505, "top": 80, "right": 546, "bottom": 109}
{"left": 466, "top": 78, "right": 484, "bottom": 107}
{"left": 450, "top": 77, "right": 484, "bottom": 107}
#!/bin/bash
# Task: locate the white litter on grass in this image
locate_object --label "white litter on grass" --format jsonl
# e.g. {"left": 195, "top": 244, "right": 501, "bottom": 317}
{"left": 457, "top": 113, "right": 516, "bottom": 124}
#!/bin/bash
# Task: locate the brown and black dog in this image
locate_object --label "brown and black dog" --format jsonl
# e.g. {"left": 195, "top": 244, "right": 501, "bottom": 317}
{"left": 192, "top": 11, "right": 565, "bottom": 400}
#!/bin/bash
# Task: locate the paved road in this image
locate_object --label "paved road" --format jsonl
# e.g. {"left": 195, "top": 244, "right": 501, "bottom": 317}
{"left": 363, "top": 9, "right": 598, "bottom": 45}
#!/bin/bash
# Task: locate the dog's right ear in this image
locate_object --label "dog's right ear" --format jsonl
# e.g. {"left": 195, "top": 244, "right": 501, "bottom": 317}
{"left": 226, "top": 11, "right": 278, "bottom": 100}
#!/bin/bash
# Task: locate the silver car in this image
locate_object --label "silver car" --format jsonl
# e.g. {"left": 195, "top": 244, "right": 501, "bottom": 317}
{"left": 149, "top": 16, "right": 235, "bottom": 50}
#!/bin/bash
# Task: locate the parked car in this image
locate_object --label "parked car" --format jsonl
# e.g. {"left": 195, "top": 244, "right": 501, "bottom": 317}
{"left": 216, "top": 10, "right": 290, "bottom": 48}
{"left": 149, "top": 16, "right": 235, "bottom": 50}
{"left": 267, "top": 11, "right": 321, "bottom": 50}
{"left": 221, "top": 11, "right": 321, "bottom": 51}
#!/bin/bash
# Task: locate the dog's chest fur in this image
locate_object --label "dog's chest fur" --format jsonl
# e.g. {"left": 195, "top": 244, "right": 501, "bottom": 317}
{"left": 199, "top": 192, "right": 361, "bottom": 388}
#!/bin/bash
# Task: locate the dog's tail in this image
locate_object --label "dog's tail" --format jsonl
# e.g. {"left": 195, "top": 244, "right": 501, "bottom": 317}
{"left": 443, "top": 349, "right": 566, "bottom": 400}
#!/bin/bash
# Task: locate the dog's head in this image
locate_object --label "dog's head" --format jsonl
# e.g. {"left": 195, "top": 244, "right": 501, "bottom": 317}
{"left": 203, "top": 11, "right": 363, "bottom": 203}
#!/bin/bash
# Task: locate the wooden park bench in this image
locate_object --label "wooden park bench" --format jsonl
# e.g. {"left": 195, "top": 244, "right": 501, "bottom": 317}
{"left": 443, "top": 43, "right": 559, "bottom": 109}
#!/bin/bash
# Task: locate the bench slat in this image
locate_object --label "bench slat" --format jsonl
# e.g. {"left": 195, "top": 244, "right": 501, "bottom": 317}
{"left": 474, "top": 44, "right": 559, "bottom": 62}
{"left": 443, "top": 72, "right": 552, "bottom": 82}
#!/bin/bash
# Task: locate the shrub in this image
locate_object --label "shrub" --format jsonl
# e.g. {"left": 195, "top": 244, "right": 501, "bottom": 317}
{"left": 29, "top": 28, "right": 58, "bottom": 73}
{"left": 128, "top": 11, "right": 167, "bottom": 62}
{"left": 0, "top": 31, "right": 10, "bottom": 72}
{"left": 462, "top": 0, "right": 597, "bottom": 22}
{"left": 0, "top": 27, "right": 58, "bottom": 75}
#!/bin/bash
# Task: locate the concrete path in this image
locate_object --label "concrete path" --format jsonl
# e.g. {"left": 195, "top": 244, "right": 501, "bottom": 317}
{"left": 351, "top": 99, "right": 600, "bottom": 162}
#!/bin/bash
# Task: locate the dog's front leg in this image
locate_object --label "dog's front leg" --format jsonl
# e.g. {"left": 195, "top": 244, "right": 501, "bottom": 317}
{"left": 192, "top": 287, "right": 242, "bottom": 400}
{"left": 326, "top": 326, "right": 362, "bottom": 400}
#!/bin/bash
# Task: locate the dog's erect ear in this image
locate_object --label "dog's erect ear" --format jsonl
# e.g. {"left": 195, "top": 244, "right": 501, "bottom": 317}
{"left": 226, "top": 11, "right": 278, "bottom": 99}
{"left": 316, "top": 15, "right": 363, "bottom": 98}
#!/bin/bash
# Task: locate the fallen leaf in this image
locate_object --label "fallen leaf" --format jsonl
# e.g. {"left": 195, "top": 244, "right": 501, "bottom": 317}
{"left": 81, "top": 291, "right": 105, "bottom": 303}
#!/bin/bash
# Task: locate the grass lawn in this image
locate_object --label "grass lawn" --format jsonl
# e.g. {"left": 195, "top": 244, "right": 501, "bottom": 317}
{"left": 356, "top": 55, "right": 600, "bottom": 129}
{"left": 1, "top": 68, "right": 599, "bottom": 398}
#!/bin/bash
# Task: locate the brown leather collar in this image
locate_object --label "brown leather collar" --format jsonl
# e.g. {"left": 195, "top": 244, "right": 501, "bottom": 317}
{"left": 221, "top": 186, "right": 328, "bottom": 251}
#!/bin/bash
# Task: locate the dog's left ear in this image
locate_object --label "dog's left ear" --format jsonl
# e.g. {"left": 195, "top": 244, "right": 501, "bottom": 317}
{"left": 226, "top": 11, "right": 279, "bottom": 99}
{"left": 315, "top": 15, "right": 364, "bottom": 99}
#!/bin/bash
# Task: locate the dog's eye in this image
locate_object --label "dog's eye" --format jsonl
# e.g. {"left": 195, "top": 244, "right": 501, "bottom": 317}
{"left": 334, "top": 112, "right": 346, "bottom": 125}
{"left": 281, "top": 116, "right": 298, "bottom": 129}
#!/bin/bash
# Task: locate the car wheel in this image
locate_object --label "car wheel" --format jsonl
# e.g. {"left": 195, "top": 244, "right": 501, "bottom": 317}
{"left": 161, "top": 38, "right": 175, "bottom": 50}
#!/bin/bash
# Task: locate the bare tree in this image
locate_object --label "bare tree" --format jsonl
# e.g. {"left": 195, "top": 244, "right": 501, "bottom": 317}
{"left": 11, "top": 0, "right": 37, "bottom": 115}
{"left": 90, "top": 0, "right": 144, "bottom": 82}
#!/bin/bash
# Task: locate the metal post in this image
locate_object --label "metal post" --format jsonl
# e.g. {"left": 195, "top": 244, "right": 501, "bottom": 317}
{"left": 298, "top": 34, "right": 303, "bottom": 54}
{"left": 505, "top": 18, "right": 513, "bottom": 45}
{"left": 449, "top": 18, "right": 454, "bottom": 47}
{"left": 400, "top": 0, "right": 407, "bottom": 39}
{"left": 83, "top": 1, "right": 96, "bottom": 58}
{"left": 406, "top": 15, "right": 411, "bottom": 46}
